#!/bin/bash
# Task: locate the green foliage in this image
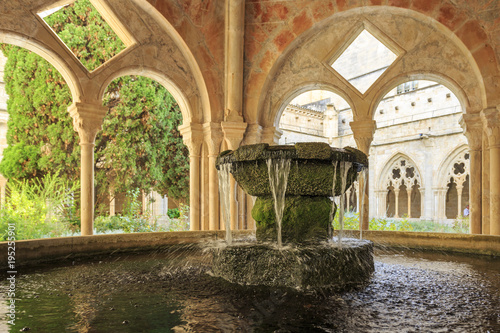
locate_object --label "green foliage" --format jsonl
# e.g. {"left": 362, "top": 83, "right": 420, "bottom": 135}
{"left": 167, "top": 208, "right": 180, "bottom": 219}
{"left": 1, "top": 0, "right": 190, "bottom": 215}
{"left": 453, "top": 216, "right": 469, "bottom": 233}
{"left": 43, "top": 0, "right": 125, "bottom": 71}
{"left": 332, "top": 210, "right": 413, "bottom": 232}
{"left": 96, "top": 76, "right": 189, "bottom": 206}
{"left": 0, "top": 44, "right": 78, "bottom": 183}
{"left": 0, "top": 172, "right": 80, "bottom": 240}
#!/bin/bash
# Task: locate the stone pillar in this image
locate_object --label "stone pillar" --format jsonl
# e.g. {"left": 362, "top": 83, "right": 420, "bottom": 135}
{"left": 262, "top": 126, "right": 282, "bottom": 145}
{"left": 438, "top": 189, "right": 447, "bottom": 220}
{"left": 69, "top": 103, "right": 107, "bottom": 236}
{"left": 482, "top": 107, "right": 500, "bottom": 235}
{"left": 460, "top": 114, "right": 482, "bottom": 233}
{"left": 350, "top": 119, "right": 375, "bottom": 230}
{"left": 456, "top": 184, "right": 463, "bottom": 218}
{"left": 345, "top": 188, "right": 351, "bottom": 212}
{"left": 419, "top": 188, "right": 425, "bottom": 219}
{"left": 222, "top": 121, "right": 247, "bottom": 230}
{"left": 324, "top": 104, "right": 338, "bottom": 145}
{"left": 109, "top": 187, "right": 115, "bottom": 216}
{"left": 482, "top": 134, "right": 490, "bottom": 234}
{"left": 204, "top": 123, "right": 223, "bottom": 230}
{"left": 406, "top": 188, "right": 412, "bottom": 218}
{"left": 179, "top": 123, "right": 204, "bottom": 231}
{"left": 394, "top": 188, "right": 400, "bottom": 218}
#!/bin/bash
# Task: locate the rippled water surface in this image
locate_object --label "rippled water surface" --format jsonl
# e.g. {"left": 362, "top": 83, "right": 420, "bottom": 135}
{"left": 0, "top": 245, "right": 499, "bottom": 332}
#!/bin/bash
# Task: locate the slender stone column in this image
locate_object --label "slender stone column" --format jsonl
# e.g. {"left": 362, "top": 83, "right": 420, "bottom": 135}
{"left": 482, "top": 134, "right": 490, "bottom": 234}
{"left": 481, "top": 108, "right": 500, "bottom": 235}
{"left": 350, "top": 119, "right": 375, "bottom": 230}
{"left": 262, "top": 126, "right": 283, "bottom": 145}
{"left": 407, "top": 188, "right": 412, "bottom": 218}
{"left": 222, "top": 121, "right": 247, "bottom": 230}
{"left": 109, "top": 187, "right": 115, "bottom": 216}
{"left": 204, "top": 124, "right": 223, "bottom": 230}
{"left": 439, "top": 189, "right": 447, "bottom": 220}
{"left": 394, "top": 188, "right": 400, "bottom": 218}
{"left": 179, "top": 123, "right": 204, "bottom": 231}
{"left": 419, "top": 188, "right": 425, "bottom": 218}
{"left": 69, "top": 103, "right": 107, "bottom": 236}
{"left": 345, "top": 188, "right": 351, "bottom": 212}
{"left": 460, "top": 114, "right": 482, "bottom": 233}
{"left": 456, "top": 184, "right": 463, "bottom": 218}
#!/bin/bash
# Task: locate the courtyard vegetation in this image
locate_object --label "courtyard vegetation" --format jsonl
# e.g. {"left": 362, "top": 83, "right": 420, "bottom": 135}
{"left": 0, "top": 0, "right": 189, "bottom": 240}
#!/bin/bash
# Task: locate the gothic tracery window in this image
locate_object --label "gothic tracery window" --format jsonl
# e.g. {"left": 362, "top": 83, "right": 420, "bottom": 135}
{"left": 384, "top": 157, "right": 422, "bottom": 218}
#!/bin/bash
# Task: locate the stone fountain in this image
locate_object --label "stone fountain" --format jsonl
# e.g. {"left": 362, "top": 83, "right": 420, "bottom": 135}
{"left": 213, "top": 142, "right": 374, "bottom": 290}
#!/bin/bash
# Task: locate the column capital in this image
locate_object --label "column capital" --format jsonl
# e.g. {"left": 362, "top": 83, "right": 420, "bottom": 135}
{"left": 262, "top": 126, "right": 282, "bottom": 145}
{"left": 460, "top": 113, "right": 483, "bottom": 151}
{"left": 203, "top": 122, "right": 223, "bottom": 156}
{"left": 242, "top": 123, "right": 262, "bottom": 145}
{"left": 68, "top": 102, "right": 107, "bottom": 144}
{"left": 349, "top": 119, "right": 376, "bottom": 154}
{"left": 481, "top": 106, "right": 500, "bottom": 148}
{"left": 179, "top": 122, "right": 204, "bottom": 156}
{"left": 221, "top": 121, "right": 248, "bottom": 150}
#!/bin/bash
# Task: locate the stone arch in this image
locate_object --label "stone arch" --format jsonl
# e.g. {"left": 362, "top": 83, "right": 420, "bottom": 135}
{"left": 0, "top": 31, "right": 82, "bottom": 104}
{"left": 271, "top": 82, "right": 355, "bottom": 128}
{"left": 129, "top": 0, "right": 212, "bottom": 123}
{"left": 99, "top": 67, "right": 195, "bottom": 124}
{"left": 379, "top": 152, "right": 423, "bottom": 218}
{"left": 369, "top": 72, "right": 469, "bottom": 121}
{"left": 257, "top": 6, "right": 485, "bottom": 130}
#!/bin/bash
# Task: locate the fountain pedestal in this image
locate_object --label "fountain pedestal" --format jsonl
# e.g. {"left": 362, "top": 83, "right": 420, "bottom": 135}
{"left": 214, "top": 142, "right": 373, "bottom": 290}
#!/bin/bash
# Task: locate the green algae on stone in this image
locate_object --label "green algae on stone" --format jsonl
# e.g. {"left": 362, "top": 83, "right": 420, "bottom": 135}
{"left": 252, "top": 196, "right": 332, "bottom": 243}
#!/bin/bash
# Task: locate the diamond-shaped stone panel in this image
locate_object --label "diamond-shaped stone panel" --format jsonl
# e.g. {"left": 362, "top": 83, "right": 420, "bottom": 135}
{"left": 331, "top": 30, "right": 398, "bottom": 94}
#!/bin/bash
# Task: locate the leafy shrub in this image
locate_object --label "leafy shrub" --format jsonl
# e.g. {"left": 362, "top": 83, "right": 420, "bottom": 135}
{"left": 167, "top": 208, "right": 180, "bottom": 219}
{"left": 0, "top": 172, "right": 80, "bottom": 240}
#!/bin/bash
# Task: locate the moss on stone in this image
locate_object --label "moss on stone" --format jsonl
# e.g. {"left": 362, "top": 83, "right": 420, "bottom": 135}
{"left": 295, "top": 142, "right": 332, "bottom": 159}
{"left": 252, "top": 196, "right": 332, "bottom": 243}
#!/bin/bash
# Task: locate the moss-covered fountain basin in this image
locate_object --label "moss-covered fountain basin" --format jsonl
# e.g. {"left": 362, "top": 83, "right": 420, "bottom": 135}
{"left": 216, "top": 142, "right": 367, "bottom": 197}
{"left": 216, "top": 142, "right": 368, "bottom": 243}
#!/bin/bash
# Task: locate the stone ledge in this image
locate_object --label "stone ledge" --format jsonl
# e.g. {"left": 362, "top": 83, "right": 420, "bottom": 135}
{"left": 338, "top": 230, "right": 500, "bottom": 256}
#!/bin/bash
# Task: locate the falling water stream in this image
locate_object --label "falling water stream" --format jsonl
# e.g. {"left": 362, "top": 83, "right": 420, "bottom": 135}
{"left": 338, "top": 161, "right": 352, "bottom": 247}
{"left": 217, "top": 163, "right": 232, "bottom": 245}
{"left": 267, "top": 157, "right": 291, "bottom": 248}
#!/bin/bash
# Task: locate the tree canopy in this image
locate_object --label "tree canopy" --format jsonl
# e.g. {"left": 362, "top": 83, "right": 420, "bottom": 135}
{"left": 0, "top": 0, "right": 189, "bottom": 210}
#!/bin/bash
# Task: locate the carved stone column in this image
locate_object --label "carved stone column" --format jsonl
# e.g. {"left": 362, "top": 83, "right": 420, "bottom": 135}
{"left": 406, "top": 188, "right": 412, "bottom": 218}
{"left": 460, "top": 114, "right": 482, "bottom": 233}
{"left": 350, "top": 119, "right": 375, "bottom": 230}
{"left": 69, "top": 103, "right": 107, "bottom": 236}
{"left": 419, "top": 188, "right": 425, "bottom": 219}
{"left": 481, "top": 107, "right": 500, "bottom": 235}
{"left": 222, "top": 121, "right": 247, "bottom": 230}
{"left": 262, "top": 126, "right": 282, "bottom": 145}
{"left": 204, "top": 123, "right": 223, "bottom": 230}
{"left": 179, "top": 123, "right": 203, "bottom": 231}
{"left": 482, "top": 132, "right": 490, "bottom": 234}
{"left": 394, "top": 188, "right": 400, "bottom": 218}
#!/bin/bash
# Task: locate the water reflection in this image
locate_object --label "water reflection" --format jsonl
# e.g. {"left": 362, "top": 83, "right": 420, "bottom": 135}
{"left": 0, "top": 247, "right": 498, "bottom": 332}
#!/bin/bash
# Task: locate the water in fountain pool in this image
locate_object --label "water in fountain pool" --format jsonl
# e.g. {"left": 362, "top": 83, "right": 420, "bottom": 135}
{"left": 1, "top": 245, "right": 498, "bottom": 332}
